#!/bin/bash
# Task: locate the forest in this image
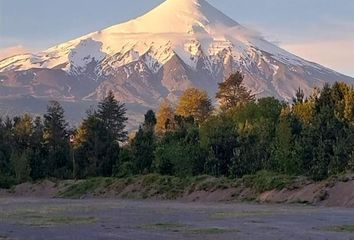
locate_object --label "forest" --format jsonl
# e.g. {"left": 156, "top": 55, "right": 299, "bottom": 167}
{"left": 1, "top": 72, "right": 354, "bottom": 188}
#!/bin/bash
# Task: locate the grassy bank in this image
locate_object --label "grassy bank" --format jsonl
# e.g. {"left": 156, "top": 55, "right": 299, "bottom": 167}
{"left": 57, "top": 171, "right": 294, "bottom": 199}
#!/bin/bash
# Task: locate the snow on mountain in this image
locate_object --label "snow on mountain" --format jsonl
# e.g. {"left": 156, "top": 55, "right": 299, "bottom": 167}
{"left": 0, "top": 0, "right": 353, "bottom": 125}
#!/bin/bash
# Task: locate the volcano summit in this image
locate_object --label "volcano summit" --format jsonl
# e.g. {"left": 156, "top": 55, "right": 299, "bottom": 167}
{"left": 0, "top": 0, "right": 353, "bottom": 124}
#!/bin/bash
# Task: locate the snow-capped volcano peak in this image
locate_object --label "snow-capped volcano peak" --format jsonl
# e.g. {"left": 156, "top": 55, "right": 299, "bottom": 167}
{"left": 103, "top": 0, "right": 239, "bottom": 35}
{"left": 0, "top": 0, "right": 353, "bottom": 124}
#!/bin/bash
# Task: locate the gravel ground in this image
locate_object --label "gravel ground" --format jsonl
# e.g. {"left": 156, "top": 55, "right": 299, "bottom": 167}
{"left": 0, "top": 198, "right": 354, "bottom": 240}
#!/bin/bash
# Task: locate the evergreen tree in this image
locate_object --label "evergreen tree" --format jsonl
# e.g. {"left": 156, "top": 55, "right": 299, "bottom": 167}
{"left": 30, "top": 117, "right": 46, "bottom": 180}
{"left": 132, "top": 110, "right": 157, "bottom": 174}
{"left": 293, "top": 87, "right": 305, "bottom": 105}
{"left": 75, "top": 111, "right": 119, "bottom": 177}
{"left": 216, "top": 72, "right": 255, "bottom": 110}
{"left": 97, "top": 91, "right": 128, "bottom": 142}
{"left": 43, "top": 101, "right": 70, "bottom": 178}
{"left": 143, "top": 110, "right": 157, "bottom": 130}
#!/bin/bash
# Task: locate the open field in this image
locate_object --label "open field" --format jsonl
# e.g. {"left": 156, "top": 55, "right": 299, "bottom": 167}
{"left": 1, "top": 198, "right": 354, "bottom": 240}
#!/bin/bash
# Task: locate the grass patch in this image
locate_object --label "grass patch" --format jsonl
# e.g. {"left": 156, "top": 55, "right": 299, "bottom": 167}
{"left": 140, "top": 174, "right": 194, "bottom": 199}
{"left": 59, "top": 177, "right": 114, "bottom": 198}
{"left": 193, "top": 176, "right": 237, "bottom": 192}
{"left": 52, "top": 172, "right": 294, "bottom": 200}
{"left": 187, "top": 227, "right": 239, "bottom": 234}
{"left": 138, "top": 222, "right": 238, "bottom": 235}
{"left": 139, "top": 222, "right": 189, "bottom": 232}
{"left": 27, "top": 216, "right": 97, "bottom": 227}
{"left": 242, "top": 170, "right": 293, "bottom": 193}
{"left": 321, "top": 225, "right": 354, "bottom": 233}
{"left": 0, "top": 207, "right": 97, "bottom": 227}
{"left": 211, "top": 210, "right": 273, "bottom": 219}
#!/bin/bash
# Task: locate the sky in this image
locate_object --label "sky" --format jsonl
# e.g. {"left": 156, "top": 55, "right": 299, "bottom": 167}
{"left": 0, "top": 0, "right": 353, "bottom": 77}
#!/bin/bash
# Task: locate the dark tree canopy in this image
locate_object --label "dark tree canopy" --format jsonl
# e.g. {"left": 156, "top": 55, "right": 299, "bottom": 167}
{"left": 143, "top": 110, "right": 157, "bottom": 130}
{"left": 1, "top": 78, "right": 354, "bottom": 188}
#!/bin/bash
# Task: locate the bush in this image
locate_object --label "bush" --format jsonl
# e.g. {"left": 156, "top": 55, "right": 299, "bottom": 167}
{"left": 113, "top": 161, "right": 135, "bottom": 178}
{"left": 242, "top": 170, "right": 293, "bottom": 193}
{"left": 0, "top": 175, "right": 17, "bottom": 189}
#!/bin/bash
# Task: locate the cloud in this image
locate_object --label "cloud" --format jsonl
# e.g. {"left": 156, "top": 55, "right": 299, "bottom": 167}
{"left": 0, "top": 45, "right": 30, "bottom": 60}
{"left": 281, "top": 38, "right": 354, "bottom": 77}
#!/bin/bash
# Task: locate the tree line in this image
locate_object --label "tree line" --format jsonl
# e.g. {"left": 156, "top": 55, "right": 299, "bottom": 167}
{"left": 1, "top": 72, "right": 354, "bottom": 187}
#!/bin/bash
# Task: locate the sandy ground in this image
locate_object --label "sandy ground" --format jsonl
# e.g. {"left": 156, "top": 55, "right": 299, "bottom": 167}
{"left": 0, "top": 198, "right": 354, "bottom": 240}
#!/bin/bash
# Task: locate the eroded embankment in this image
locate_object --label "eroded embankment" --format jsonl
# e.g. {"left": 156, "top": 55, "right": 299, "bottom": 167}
{"left": 1, "top": 172, "right": 354, "bottom": 207}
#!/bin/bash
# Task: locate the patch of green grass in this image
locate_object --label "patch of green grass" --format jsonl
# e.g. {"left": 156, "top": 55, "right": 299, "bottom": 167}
{"left": 28, "top": 216, "right": 97, "bottom": 227}
{"left": 140, "top": 174, "right": 194, "bottom": 199}
{"left": 211, "top": 210, "right": 273, "bottom": 219}
{"left": 56, "top": 172, "right": 292, "bottom": 200}
{"left": 187, "top": 227, "right": 239, "bottom": 234}
{"left": 59, "top": 177, "right": 114, "bottom": 198}
{"left": 138, "top": 223, "right": 238, "bottom": 235}
{"left": 321, "top": 225, "right": 354, "bottom": 233}
{"left": 242, "top": 170, "right": 294, "bottom": 193}
{"left": 0, "top": 206, "right": 97, "bottom": 227}
{"left": 139, "top": 222, "right": 189, "bottom": 232}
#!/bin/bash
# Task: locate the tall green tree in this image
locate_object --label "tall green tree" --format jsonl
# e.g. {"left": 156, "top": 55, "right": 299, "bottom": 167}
{"left": 75, "top": 111, "right": 120, "bottom": 178}
{"left": 132, "top": 110, "right": 157, "bottom": 174}
{"left": 200, "top": 114, "right": 238, "bottom": 176}
{"left": 30, "top": 117, "right": 46, "bottom": 180}
{"left": 10, "top": 151, "right": 31, "bottom": 182}
{"left": 154, "top": 124, "right": 204, "bottom": 176}
{"left": 0, "top": 117, "right": 12, "bottom": 176}
{"left": 43, "top": 101, "right": 70, "bottom": 178}
{"left": 97, "top": 91, "right": 128, "bottom": 142}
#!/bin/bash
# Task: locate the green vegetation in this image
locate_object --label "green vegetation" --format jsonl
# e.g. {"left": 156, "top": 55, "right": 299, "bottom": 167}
{"left": 1, "top": 72, "right": 354, "bottom": 194}
{"left": 242, "top": 171, "right": 294, "bottom": 193}
{"left": 24, "top": 216, "right": 96, "bottom": 227}
{"left": 59, "top": 178, "right": 114, "bottom": 198}
{"left": 139, "top": 222, "right": 189, "bottom": 231}
{"left": 0, "top": 175, "right": 17, "bottom": 189}
{"left": 138, "top": 222, "right": 239, "bottom": 234}
{"left": 0, "top": 207, "right": 97, "bottom": 227}
{"left": 211, "top": 210, "right": 274, "bottom": 219}
{"left": 321, "top": 225, "right": 354, "bottom": 233}
{"left": 58, "top": 174, "right": 238, "bottom": 199}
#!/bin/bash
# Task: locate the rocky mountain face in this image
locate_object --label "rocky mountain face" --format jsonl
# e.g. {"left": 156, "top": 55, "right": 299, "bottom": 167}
{"left": 0, "top": 0, "right": 353, "bottom": 127}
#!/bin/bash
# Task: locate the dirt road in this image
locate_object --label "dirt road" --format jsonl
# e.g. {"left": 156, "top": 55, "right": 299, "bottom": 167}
{"left": 0, "top": 198, "right": 354, "bottom": 240}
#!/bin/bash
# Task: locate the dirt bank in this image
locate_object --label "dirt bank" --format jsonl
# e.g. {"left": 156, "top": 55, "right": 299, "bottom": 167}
{"left": 1, "top": 174, "right": 354, "bottom": 208}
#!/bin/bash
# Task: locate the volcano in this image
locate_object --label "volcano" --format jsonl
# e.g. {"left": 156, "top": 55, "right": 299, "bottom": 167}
{"left": 0, "top": 0, "right": 353, "bottom": 126}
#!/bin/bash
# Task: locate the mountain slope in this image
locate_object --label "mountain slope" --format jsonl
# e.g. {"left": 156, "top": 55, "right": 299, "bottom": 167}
{"left": 0, "top": 0, "right": 353, "bottom": 124}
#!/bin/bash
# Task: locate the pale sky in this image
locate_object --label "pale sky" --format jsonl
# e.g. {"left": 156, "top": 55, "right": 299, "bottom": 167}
{"left": 0, "top": 0, "right": 353, "bottom": 76}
